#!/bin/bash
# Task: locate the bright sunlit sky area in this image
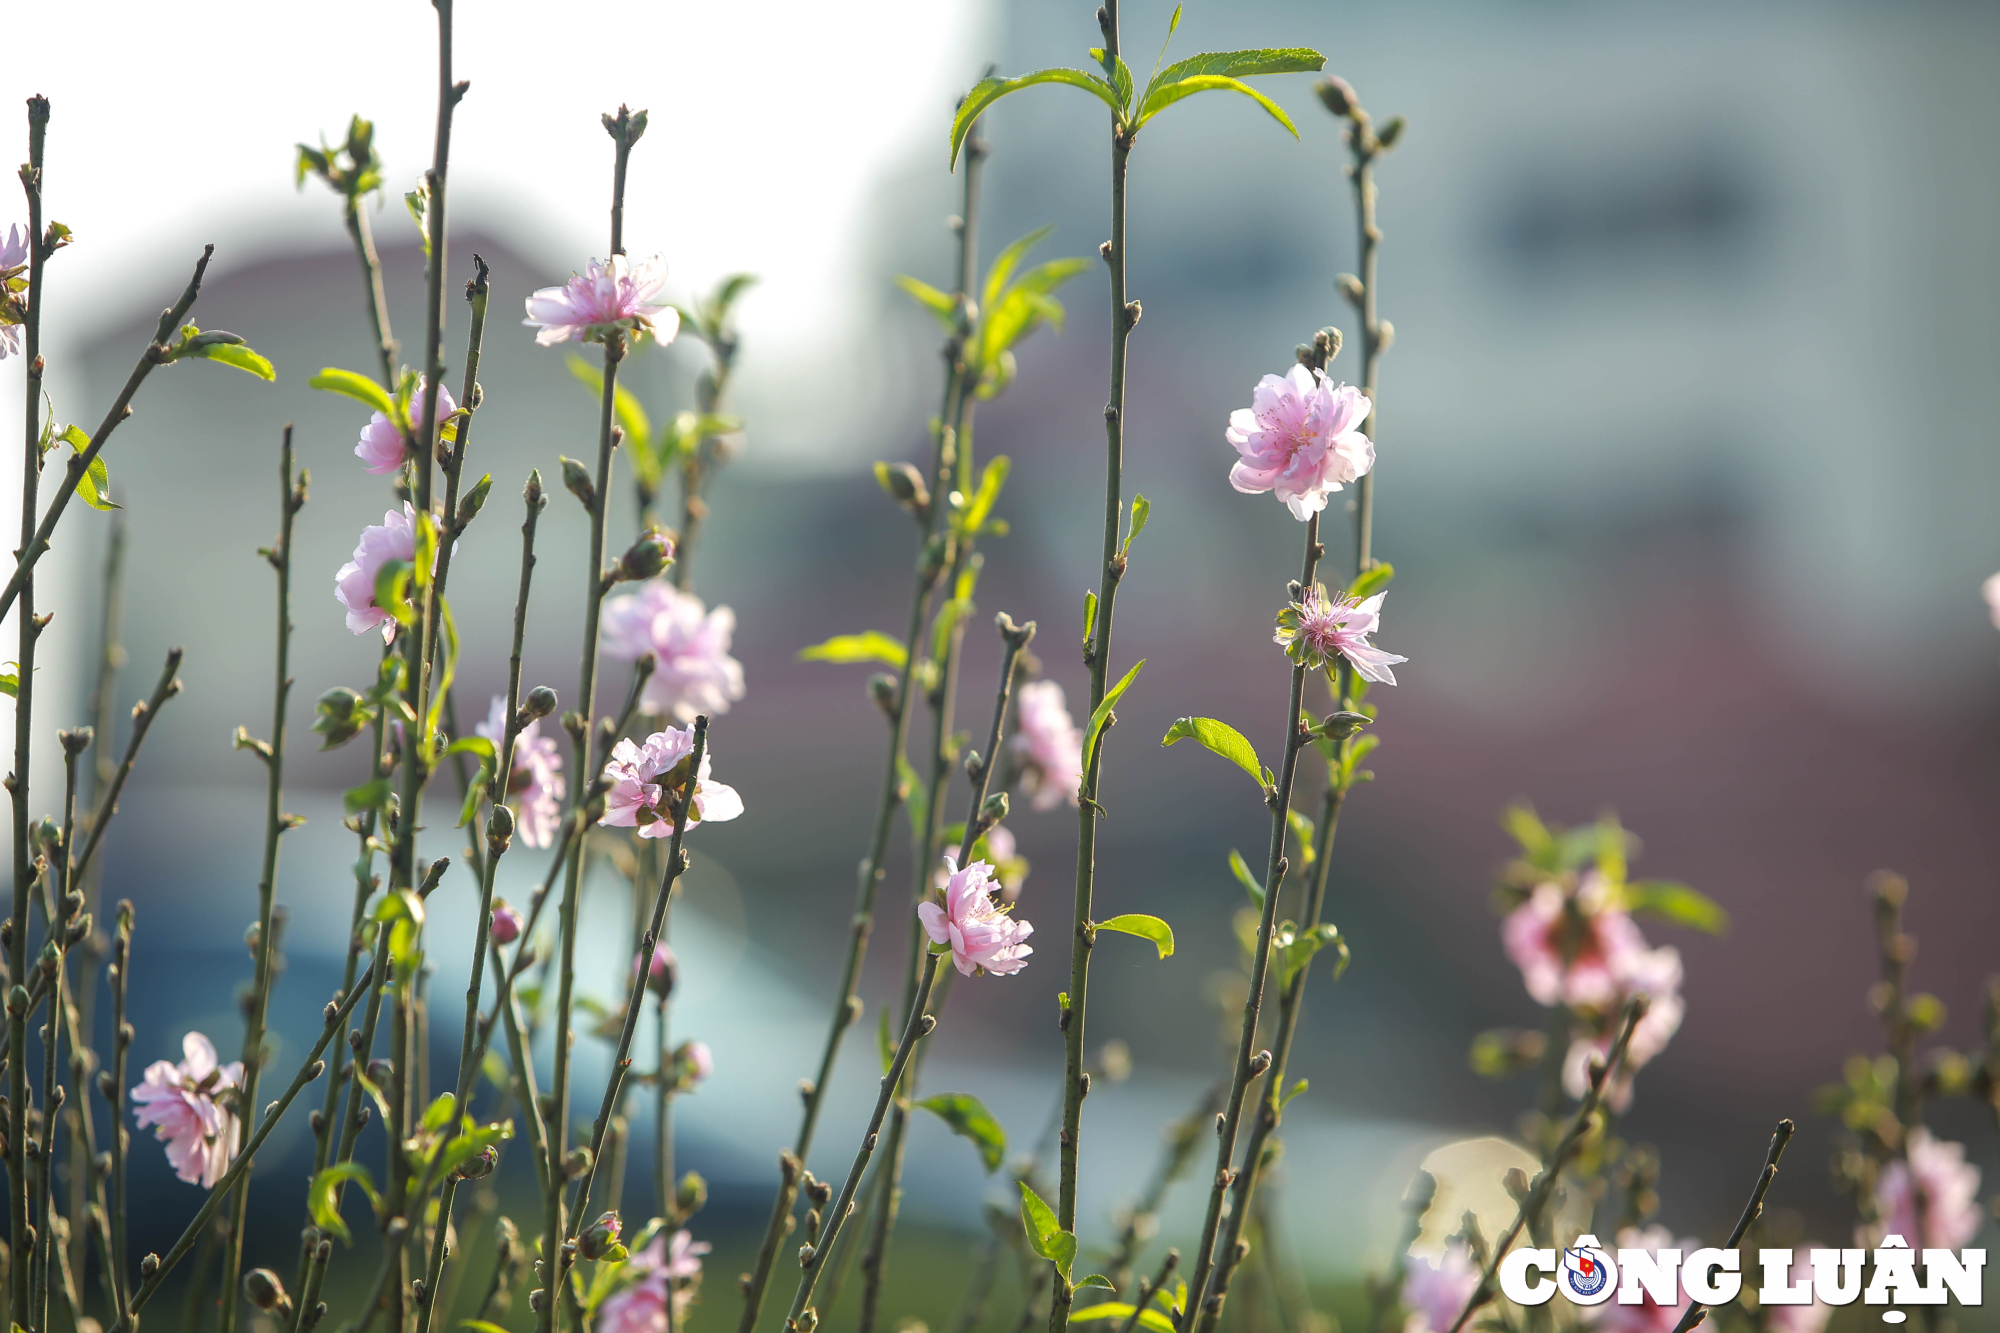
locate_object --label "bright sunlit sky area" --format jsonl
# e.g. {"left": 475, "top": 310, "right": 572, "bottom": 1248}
{"left": 2, "top": 0, "right": 985, "bottom": 447}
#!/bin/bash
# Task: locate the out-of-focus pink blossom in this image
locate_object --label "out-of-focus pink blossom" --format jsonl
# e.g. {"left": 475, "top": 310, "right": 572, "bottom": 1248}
{"left": 919, "top": 858, "right": 1033, "bottom": 977}
{"left": 334, "top": 504, "right": 426, "bottom": 643}
{"left": 600, "top": 581, "right": 745, "bottom": 722}
{"left": 1011, "top": 681, "right": 1083, "bottom": 811}
{"left": 0, "top": 224, "right": 24, "bottom": 273}
{"left": 489, "top": 901, "right": 523, "bottom": 945}
{"left": 634, "top": 944, "right": 676, "bottom": 998}
{"left": 1502, "top": 874, "right": 1649, "bottom": 1009}
{"left": 130, "top": 1032, "right": 244, "bottom": 1189}
{"left": 1225, "top": 365, "right": 1374, "bottom": 520}
{"left": 354, "top": 380, "right": 456, "bottom": 475}
{"left": 1865, "top": 1128, "right": 1983, "bottom": 1249}
{"left": 1983, "top": 572, "right": 2000, "bottom": 629}
{"left": 1584, "top": 1228, "right": 1695, "bottom": 1333}
{"left": 597, "top": 1230, "right": 709, "bottom": 1333}
{"left": 601, "top": 725, "right": 743, "bottom": 838}
{"left": 0, "top": 224, "right": 26, "bottom": 361}
{"left": 674, "top": 1039, "right": 713, "bottom": 1089}
{"left": 475, "top": 695, "right": 565, "bottom": 848}
{"left": 1560, "top": 942, "right": 1685, "bottom": 1111}
{"left": 1274, "top": 585, "right": 1407, "bottom": 685}
{"left": 524, "top": 254, "right": 678, "bottom": 347}
{"left": 1401, "top": 1242, "right": 1479, "bottom": 1333}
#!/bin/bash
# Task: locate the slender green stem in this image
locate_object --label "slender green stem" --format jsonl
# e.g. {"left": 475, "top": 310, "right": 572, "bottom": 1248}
{"left": 1183, "top": 517, "right": 1324, "bottom": 1327}
{"left": 218, "top": 425, "right": 305, "bottom": 1333}
{"left": 1349, "top": 123, "right": 1381, "bottom": 577}
{"left": 106, "top": 902, "right": 135, "bottom": 1318}
{"left": 858, "top": 614, "right": 1028, "bottom": 1333}
{"left": 1442, "top": 1002, "right": 1646, "bottom": 1333}
{"left": 1114, "top": 1250, "right": 1179, "bottom": 1333}
{"left": 783, "top": 953, "right": 943, "bottom": 1330}
{"left": 8, "top": 97, "right": 50, "bottom": 1333}
{"left": 344, "top": 197, "right": 398, "bottom": 388}
{"left": 735, "top": 109, "right": 985, "bottom": 1333}
{"left": 1053, "top": 8, "right": 1135, "bottom": 1324}
{"left": 669, "top": 322, "right": 738, "bottom": 591}
{"left": 565, "top": 720, "right": 707, "bottom": 1243}
{"left": 0, "top": 244, "right": 214, "bottom": 627}
{"left": 67, "top": 648, "right": 184, "bottom": 889}
{"left": 1664, "top": 1121, "right": 1793, "bottom": 1333}
{"left": 37, "top": 740, "right": 83, "bottom": 1333}
{"left": 1195, "top": 787, "right": 1345, "bottom": 1333}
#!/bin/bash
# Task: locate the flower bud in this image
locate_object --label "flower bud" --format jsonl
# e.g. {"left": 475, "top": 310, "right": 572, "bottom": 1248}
{"left": 244, "top": 1268, "right": 291, "bottom": 1314}
{"left": 64, "top": 913, "right": 91, "bottom": 947}
{"left": 673, "top": 1039, "right": 713, "bottom": 1090}
{"left": 490, "top": 901, "right": 523, "bottom": 946}
{"left": 634, "top": 945, "right": 676, "bottom": 999}
{"left": 615, "top": 527, "right": 676, "bottom": 583}
{"left": 677, "top": 1169, "right": 709, "bottom": 1218}
{"left": 521, "top": 686, "right": 558, "bottom": 724}
{"left": 564, "top": 1146, "right": 593, "bottom": 1178}
{"left": 579, "top": 1211, "right": 623, "bottom": 1261}
{"left": 59, "top": 726, "right": 93, "bottom": 756}
{"left": 559, "top": 455, "right": 597, "bottom": 511}
{"left": 366, "top": 1058, "right": 394, "bottom": 1088}
{"left": 867, "top": 673, "right": 899, "bottom": 717}
{"left": 141, "top": 1253, "right": 161, "bottom": 1279}
{"left": 34, "top": 816, "right": 58, "bottom": 852}
{"left": 1315, "top": 76, "right": 1357, "bottom": 117}
{"left": 1336, "top": 273, "right": 1365, "bottom": 308}
{"left": 528, "top": 1290, "right": 548, "bottom": 1314}
{"left": 456, "top": 1143, "right": 501, "bottom": 1181}
{"left": 873, "top": 461, "right": 930, "bottom": 516}
{"left": 456, "top": 472, "right": 494, "bottom": 527}
{"left": 313, "top": 687, "right": 370, "bottom": 750}
{"left": 1318, "top": 711, "right": 1371, "bottom": 740}
{"left": 979, "top": 792, "right": 1009, "bottom": 826}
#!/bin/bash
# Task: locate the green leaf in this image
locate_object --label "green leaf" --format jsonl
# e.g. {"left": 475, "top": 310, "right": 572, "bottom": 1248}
{"left": 1123, "top": 493, "right": 1151, "bottom": 556}
{"left": 1083, "top": 591, "right": 1098, "bottom": 643}
{"left": 309, "top": 367, "right": 395, "bottom": 417}
{"left": 1346, "top": 560, "right": 1394, "bottom": 601}
{"left": 1278, "top": 923, "right": 1341, "bottom": 987}
{"left": 308, "top": 1161, "right": 380, "bottom": 1244}
{"left": 1083, "top": 659, "right": 1146, "bottom": 762}
{"left": 0, "top": 665, "right": 16, "bottom": 698}
{"left": 799, "top": 631, "right": 908, "bottom": 669}
{"left": 878, "top": 1004, "right": 894, "bottom": 1075}
{"left": 433, "top": 1117, "right": 514, "bottom": 1181}
{"left": 898, "top": 749, "right": 927, "bottom": 842}
{"left": 1228, "top": 849, "right": 1266, "bottom": 908}
{"left": 896, "top": 274, "right": 960, "bottom": 331}
{"left": 957, "top": 456, "right": 1011, "bottom": 536}
{"left": 1017, "top": 1180, "right": 1075, "bottom": 1278}
{"left": 444, "top": 735, "right": 498, "bottom": 765}
{"left": 1089, "top": 48, "right": 1136, "bottom": 109}
{"left": 1138, "top": 74, "right": 1302, "bottom": 137}
{"left": 420, "top": 1093, "right": 456, "bottom": 1133}
{"left": 1143, "top": 48, "right": 1325, "bottom": 107}
{"left": 953, "top": 70, "right": 1124, "bottom": 167}
{"left": 1075, "top": 1275, "right": 1117, "bottom": 1293}
{"left": 1069, "top": 1305, "right": 1177, "bottom": 1333}
{"left": 1280, "top": 1078, "right": 1309, "bottom": 1110}
{"left": 73, "top": 450, "right": 119, "bottom": 512}
{"left": 189, "top": 341, "right": 277, "bottom": 380}
{"left": 565, "top": 356, "right": 652, "bottom": 455}
{"left": 1096, "top": 913, "right": 1174, "bottom": 960}
{"left": 1161, "top": 717, "right": 1264, "bottom": 791}
{"left": 1287, "top": 808, "right": 1316, "bottom": 868}
{"left": 343, "top": 778, "right": 392, "bottom": 815}
{"left": 1622, "top": 880, "right": 1729, "bottom": 935}
{"left": 463, "top": 1323, "right": 513, "bottom": 1333}
{"left": 916, "top": 1092, "right": 1008, "bottom": 1173}
{"left": 981, "top": 224, "right": 1056, "bottom": 314}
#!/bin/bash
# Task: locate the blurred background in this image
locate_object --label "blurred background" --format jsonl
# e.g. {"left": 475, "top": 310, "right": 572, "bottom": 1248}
{"left": 3, "top": 0, "right": 1998, "bottom": 1329}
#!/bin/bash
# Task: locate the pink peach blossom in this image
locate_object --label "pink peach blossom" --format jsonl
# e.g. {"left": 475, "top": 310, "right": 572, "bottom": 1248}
{"left": 1560, "top": 941, "right": 1685, "bottom": 1111}
{"left": 674, "top": 1039, "right": 713, "bottom": 1089}
{"left": 597, "top": 1230, "right": 708, "bottom": 1333}
{"left": 918, "top": 858, "right": 1033, "bottom": 977}
{"left": 600, "top": 581, "right": 746, "bottom": 721}
{"left": 0, "top": 224, "right": 25, "bottom": 361}
{"left": 130, "top": 1031, "right": 244, "bottom": 1189}
{"left": 1274, "top": 584, "right": 1407, "bottom": 685}
{"left": 1583, "top": 1228, "right": 1695, "bottom": 1333}
{"left": 1760, "top": 1249, "right": 1833, "bottom": 1333}
{"left": 1865, "top": 1128, "right": 1983, "bottom": 1249}
{"left": 634, "top": 943, "right": 676, "bottom": 998}
{"left": 489, "top": 902, "right": 523, "bottom": 945}
{"left": 475, "top": 695, "right": 565, "bottom": 848}
{"left": 601, "top": 725, "right": 744, "bottom": 838}
{"left": 1010, "top": 680, "right": 1083, "bottom": 811}
{"left": 1225, "top": 365, "right": 1374, "bottom": 520}
{"left": 1984, "top": 572, "right": 2000, "bottom": 629}
{"left": 1401, "top": 1242, "right": 1479, "bottom": 1333}
{"left": 334, "top": 504, "right": 422, "bottom": 643}
{"left": 354, "top": 380, "right": 456, "bottom": 475}
{"left": 524, "top": 254, "right": 678, "bottom": 348}
{"left": 1502, "top": 874, "right": 1649, "bottom": 1009}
